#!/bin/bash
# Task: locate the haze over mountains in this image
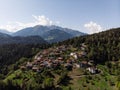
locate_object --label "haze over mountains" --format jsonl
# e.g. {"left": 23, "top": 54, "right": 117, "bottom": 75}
{"left": 0, "top": 25, "right": 86, "bottom": 44}
{"left": 0, "top": 32, "right": 47, "bottom": 45}
{"left": 0, "top": 27, "right": 120, "bottom": 90}
{"left": 12, "top": 25, "right": 86, "bottom": 42}
{"left": 0, "top": 29, "right": 12, "bottom": 35}
{"left": 13, "top": 25, "right": 85, "bottom": 37}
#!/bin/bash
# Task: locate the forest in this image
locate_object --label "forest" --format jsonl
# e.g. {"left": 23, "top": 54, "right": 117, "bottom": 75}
{"left": 0, "top": 43, "right": 50, "bottom": 75}
{"left": 60, "top": 28, "right": 120, "bottom": 64}
{"left": 0, "top": 28, "right": 119, "bottom": 90}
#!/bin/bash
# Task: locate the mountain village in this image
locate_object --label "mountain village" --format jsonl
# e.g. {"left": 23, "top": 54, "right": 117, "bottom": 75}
{"left": 20, "top": 43, "right": 100, "bottom": 74}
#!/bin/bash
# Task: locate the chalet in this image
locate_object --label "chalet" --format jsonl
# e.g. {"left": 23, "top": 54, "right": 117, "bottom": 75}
{"left": 42, "top": 50, "right": 49, "bottom": 55}
{"left": 80, "top": 51, "right": 87, "bottom": 56}
{"left": 59, "top": 60, "right": 64, "bottom": 64}
{"left": 53, "top": 63, "right": 60, "bottom": 68}
{"left": 33, "top": 59, "right": 41, "bottom": 64}
{"left": 78, "top": 54, "right": 82, "bottom": 58}
{"left": 87, "top": 67, "right": 98, "bottom": 74}
{"left": 49, "top": 52, "right": 55, "bottom": 57}
{"left": 81, "top": 43, "right": 87, "bottom": 48}
{"left": 70, "top": 52, "right": 75, "bottom": 56}
{"left": 74, "top": 63, "right": 80, "bottom": 68}
{"left": 34, "top": 56, "right": 38, "bottom": 60}
{"left": 64, "top": 63, "right": 73, "bottom": 70}
{"left": 20, "top": 66, "right": 26, "bottom": 71}
{"left": 70, "top": 52, "right": 78, "bottom": 59}
{"left": 40, "top": 63, "right": 45, "bottom": 67}
{"left": 67, "top": 60, "right": 73, "bottom": 64}
{"left": 81, "top": 47, "right": 85, "bottom": 51}
{"left": 88, "top": 60, "right": 94, "bottom": 65}
{"left": 37, "top": 57, "right": 41, "bottom": 60}
{"left": 47, "top": 63, "right": 52, "bottom": 68}
{"left": 26, "top": 62, "right": 33, "bottom": 69}
{"left": 54, "top": 53, "right": 61, "bottom": 57}
{"left": 80, "top": 61, "right": 88, "bottom": 68}
{"left": 58, "top": 57, "right": 63, "bottom": 60}
{"left": 60, "top": 47, "right": 66, "bottom": 51}
{"left": 32, "top": 66, "right": 39, "bottom": 72}
{"left": 43, "top": 61, "right": 48, "bottom": 66}
{"left": 38, "top": 55, "right": 43, "bottom": 58}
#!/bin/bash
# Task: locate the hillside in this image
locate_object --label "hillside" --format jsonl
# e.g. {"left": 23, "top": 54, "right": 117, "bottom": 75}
{"left": 12, "top": 25, "right": 86, "bottom": 43}
{"left": 60, "top": 27, "right": 120, "bottom": 64}
{"left": 0, "top": 27, "right": 119, "bottom": 90}
{"left": 10, "top": 36, "right": 47, "bottom": 44}
{"left": 0, "top": 43, "right": 50, "bottom": 74}
{"left": 0, "top": 32, "right": 47, "bottom": 45}
{"left": 0, "top": 32, "right": 12, "bottom": 38}
{"left": 0, "top": 29, "right": 12, "bottom": 35}
{"left": 41, "top": 29, "right": 73, "bottom": 43}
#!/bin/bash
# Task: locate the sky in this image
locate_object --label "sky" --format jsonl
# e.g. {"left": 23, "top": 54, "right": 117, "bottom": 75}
{"left": 0, "top": 0, "right": 119, "bottom": 34}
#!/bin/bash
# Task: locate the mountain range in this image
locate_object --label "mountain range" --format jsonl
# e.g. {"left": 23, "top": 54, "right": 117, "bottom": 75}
{"left": 0, "top": 32, "right": 47, "bottom": 45}
{"left": 0, "top": 25, "right": 86, "bottom": 44}
{"left": 0, "top": 27, "right": 120, "bottom": 90}
{"left": 12, "top": 25, "right": 85, "bottom": 37}
{"left": 0, "top": 29, "right": 12, "bottom": 35}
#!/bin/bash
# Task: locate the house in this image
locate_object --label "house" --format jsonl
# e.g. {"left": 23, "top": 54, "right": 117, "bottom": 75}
{"left": 46, "top": 62, "right": 53, "bottom": 68}
{"left": 33, "top": 59, "right": 41, "bottom": 65}
{"left": 80, "top": 51, "right": 87, "bottom": 56}
{"left": 70, "top": 52, "right": 75, "bottom": 56}
{"left": 81, "top": 43, "right": 87, "bottom": 48}
{"left": 88, "top": 60, "right": 94, "bottom": 65}
{"left": 74, "top": 63, "right": 80, "bottom": 68}
{"left": 42, "top": 50, "right": 49, "bottom": 55}
{"left": 58, "top": 57, "right": 63, "bottom": 60}
{"left": 26, "top": 62, "right": 33, "bottom": 69}
{"left": 80, "top": 61, "right": 88, "bottom": 68}
{"left": 37, "top": 57, "right": 41, "bottom": 60}
{"left": 59, "top": 61, "right": 64, "bottom": 64}
{"left": 20, "top": 66, "right": 26, "bottom": 71}
{"left": 70, "top": 52, "right": 78, "bottom": 59}
{"left": 64, "top": 63, "right": 73, "bottom": 70}
{"left": 43, "top": 61, "right": 48, "bottom": 66}
{"left": 53, "top": 63, "right": 60, "bottom": 68}
{"left": 34, "top": 56, "right": 38, "bottom": 60}
{"left": 32, "top": 66, "right": 39, "bottom": 72}
{"left": 87, "top": 67, "right": 98, "bottom": 74}
{"left": 81, "top": 47, "right": 85, "bottom": 51}
{"left": 67, "top": 59, "right": 73, "bottom": 64}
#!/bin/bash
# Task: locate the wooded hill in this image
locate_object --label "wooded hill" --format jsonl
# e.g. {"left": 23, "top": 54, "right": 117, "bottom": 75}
{"left": 59, "top": 28, "right": 120, "bottom": 64}
{"left": 0, "top": 27, "right": 119, "bottom": 90}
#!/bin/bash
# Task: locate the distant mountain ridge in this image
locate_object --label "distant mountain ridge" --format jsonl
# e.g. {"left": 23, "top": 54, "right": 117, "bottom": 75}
{"left": 0, "top": 29, "right": 12, "bottom": 35}
{"left": 0, "top": 32, "right": 47, "bottom": 45}
{"left": 12, "top": 25, "right": 86, "bottom": 43}
{"left": 41, "top": 29, "right": 73, "bottom": 43}
{"left": 0, "top": 25, "right": 87, "bottom": 43}
{"left": 0, "top": 32, "right": 12, "bottom": 38}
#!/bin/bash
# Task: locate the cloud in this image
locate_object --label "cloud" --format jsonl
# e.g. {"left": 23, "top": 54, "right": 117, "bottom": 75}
{"left": 32, "top": 15, "right": 53, "bottom": 26}
{"left": 0, "top": 15, "right": 59, "bottom": 32}
{"left": 84, "top": 21, "right": 103, "bottom": 34}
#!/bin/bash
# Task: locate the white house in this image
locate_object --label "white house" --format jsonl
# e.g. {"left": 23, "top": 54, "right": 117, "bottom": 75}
{"left": 87, "top": 67, "right": 98, "bottom": 74}
{"left": 70, "top": 52, "right": 78, "bottom": 59}
{"left": 75, "top": 63, "right": 80, "bottom": 68}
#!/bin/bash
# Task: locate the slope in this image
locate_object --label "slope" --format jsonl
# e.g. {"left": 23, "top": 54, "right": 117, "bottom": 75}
{"left": 0, "top": 32, "right": 47, "bottom": 45}
{"left": 41, "top": 29, "right": 73, "bottom": 43}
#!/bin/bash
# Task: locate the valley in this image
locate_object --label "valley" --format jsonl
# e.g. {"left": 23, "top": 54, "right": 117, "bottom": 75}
{"left": 0, "top": 28, "right": 119, "bottom": 90}
{"left": 0, "top": 0, "right": 119, "bottom": 90}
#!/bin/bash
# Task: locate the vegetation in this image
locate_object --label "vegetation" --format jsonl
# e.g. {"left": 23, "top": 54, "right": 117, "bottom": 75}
{"left": 60, "top": 28, "right": 120, "bottom": 64}
{"left": 0, "top": 43, "right": 50, "bottom": 75}
{"left": 0, "top": 28, "right": 120, "bottom": 90}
